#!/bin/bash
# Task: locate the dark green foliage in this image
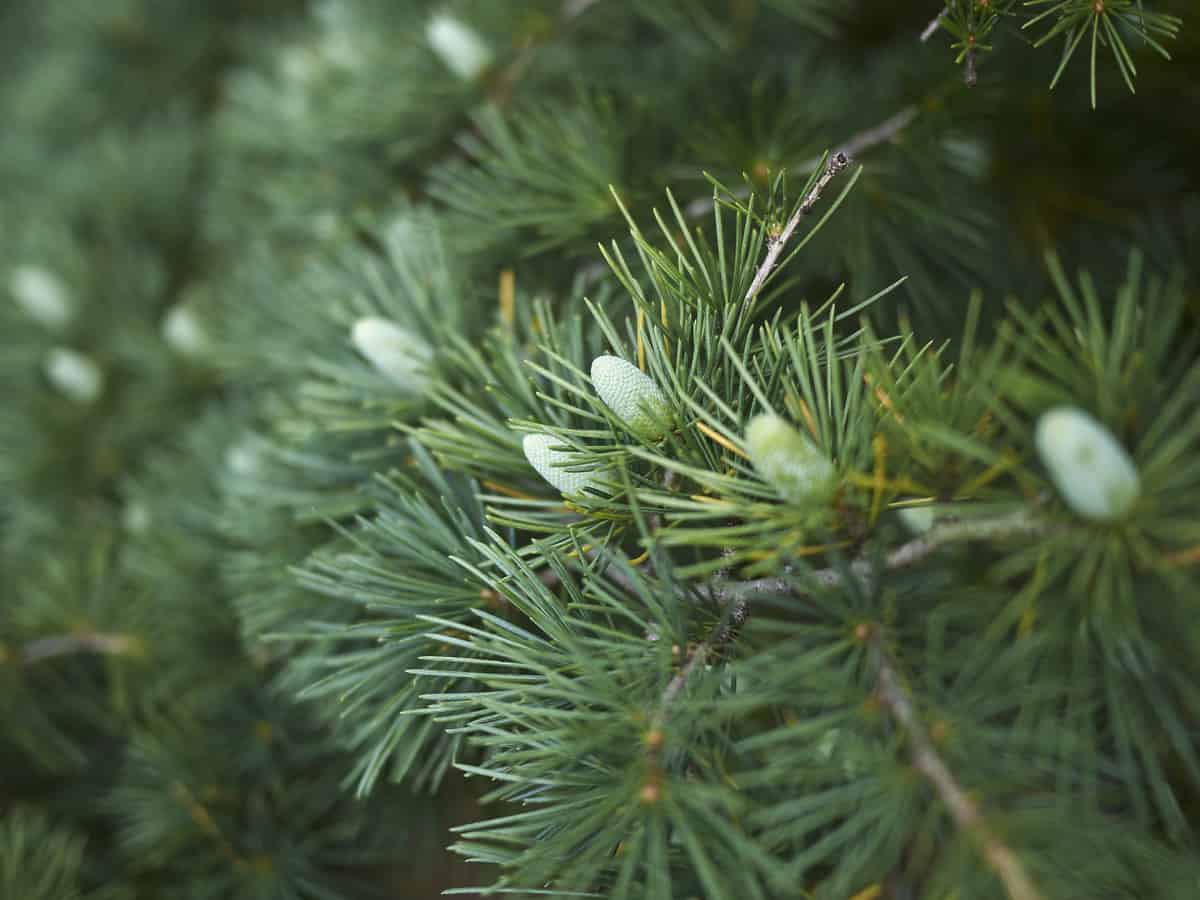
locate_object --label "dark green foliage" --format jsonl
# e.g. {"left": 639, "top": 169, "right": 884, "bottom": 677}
{"left": 0, "top": 808, "right": 93, "bottom": 900}
{"left": 3, "top": 1, "right": 1197, "bottom": 898}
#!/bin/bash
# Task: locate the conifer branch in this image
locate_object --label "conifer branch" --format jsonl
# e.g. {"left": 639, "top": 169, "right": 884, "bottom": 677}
{"left": 964, "top": 47, "right": 979, "bottom": 87}
{"left": 687, "top": 105, "right": 918, "bottom": 219}
{"left": 657, "top": 640, "right": 709, "bottom": 718}
{"left": 594, "top": 508, "right": 1045, "bottom": 612}
{"left": 872, "top": 638, "right": 1044, "bottom": 900}
{"left": 715, "top": 507, "right": 1046, "bottom": 604}
{"left": 16, "top": 632, "right": 139, "bottom": 666}
{"left": 836, "top": 106, "right": 919, "bottom": 161}
{"left": 635, "top": 503, "right": 1038, "bottom": 801}
{"left": 561, "top": 0, "right": 601, "bottom": 19}
{"left": 742, "top": 151, "right": 850, "bottom": 308}
{"left": 654, "top": 596, "right": 748, "bottom": 725}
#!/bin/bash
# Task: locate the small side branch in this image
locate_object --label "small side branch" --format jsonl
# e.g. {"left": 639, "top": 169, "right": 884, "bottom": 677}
{"left": 921, "top": 7, "right": 949, "bottom": 42}
{"left": 17, "top": 632, "right": 138, "bottom": 665}
{"left": 687, "top": 104, "right": 918, "bottom": 220}
{"left": 884, "top": 508, "right": 1044, "bottom": 568}
{"left": 963, "top": 47, "right": 978, "bottom": 87}
{"left": 593, "top": 508, "right": 1045, "bottom": 609}
{"left": 716, "top": 508, "right": 1045, "bottom": 605}
{"left": 561, "top": 0, "right": 600, "bottom": 19}
{"left": 638, "top": 595, "right": 747, "bottom": 804}
{"left": 919, "top": 5, "right": 979, "bottom": 86}
{"left": 836, "top": 106, "right": 919, "bottom": 161}
{"left": 742, "top": 151, "right": 850, "bottom": 309}
{"left": 873, "top": 641, "right": 1044, "bottom": 900}
{"left": 654, "top": 597, "right": 747, "bottom": 727}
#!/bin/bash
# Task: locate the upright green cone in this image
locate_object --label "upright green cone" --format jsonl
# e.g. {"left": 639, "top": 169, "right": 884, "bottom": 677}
{"left": 590, "top": 355, "right": 670, "bottom": 440}
{"left": 44, "top": 347, "right": 103, "bottom": 404}
{"left": 10, "top": 265, "right": 73, "bottom": 329}
{"left": 1035, "top": 406, "right": 1140, "bottom": 522}
{"left": 744, "top": 413, "right": 836, "bottom": 505}
{"left": 350, "top": 316, "right": 433, "bottom": 391}
{"left": 522, "top": 432, "right": 598, "bottom": 497}
{"left": 425, "top": 13, "right": 492, "bottom": 81}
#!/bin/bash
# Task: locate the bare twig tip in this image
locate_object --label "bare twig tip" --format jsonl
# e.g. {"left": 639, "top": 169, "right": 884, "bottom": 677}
{"left": 921, "top": 7, "right": 948, "bottom": 43}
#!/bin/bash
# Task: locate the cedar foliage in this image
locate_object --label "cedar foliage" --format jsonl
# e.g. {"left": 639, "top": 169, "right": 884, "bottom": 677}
{"left": 2, "top": 2, "right": 1198, "bottom": 898}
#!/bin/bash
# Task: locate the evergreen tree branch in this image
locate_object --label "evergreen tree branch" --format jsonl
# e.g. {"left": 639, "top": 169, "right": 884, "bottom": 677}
{"left": 872, "top": 635, "right": 1044, "bottom": 900}
{"left": 742, "top": 151, "right": 851, "bottom": 308}
{"left": 15, "top": 632, "right": 139, "bottom": 666}
{"left": 964, "top": 47, "right": 979, "bottom": 87}
{"left": 653, "top": 597, "right": 748, "bottom": 730}
{"left": 715, "top": 507, "right": 1046, "bottom": 604}
{"left": 688, "top": 105, "right": 916, "bottom": 219}
{"left": 633, "top": 507, "right": 1047, "bottom": 842}
{"left": 593, "top": 508, "right": 1045, "bottom": 607}
{"left": 835, "top": 106, "right": 920, "bottom": 161}
{"left": 562, "top": 0, "right": 601, "bottom": 18}
{"left": 921, "top": 7, "right": 949, "bottom": 42}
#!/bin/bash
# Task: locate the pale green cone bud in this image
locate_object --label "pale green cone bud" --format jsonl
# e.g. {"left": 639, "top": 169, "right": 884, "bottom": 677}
{"left": 162, "top": 303, "right": 208, "bottom": 356}
{"left": 1035, "top": 406, "right": 1140, "bottom": 522}
{"left": 426, "top": 14, "right": 492, "bottom": 81}
{"left": 384, "top": 213, "right": 416, "bottom": 249}
{"left": 123, "top": 501, "right": 152, "bottom": 534}
{"left": 278, "top": 45, "right": 321, "bottom": 86}
{"left": 10, "top": 265, "right": 73, "bottom": 329}
{"left": 225, "top": 439, "right": 262, "bottom": 477}
{"left": 351, "top": 316, "right": 433, "bottom": 390}
{"left": 898, "top": 505, "right": 936, "bottom": 534}
{"left": 44, "top": 347, "right": 103, "bottom": 404}
{"left": 590, "top": 355, "right": 670, "bottom": 440}
{"left": 522, "top": 432, "right": 597, "bottom": 497}
{"left": 744, "top": 414, "right": 836, "bottom": 505}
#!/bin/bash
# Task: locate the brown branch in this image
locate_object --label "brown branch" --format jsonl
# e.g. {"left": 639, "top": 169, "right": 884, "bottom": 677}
{"left": 964, "top": 47, "right": 979, "bottom": 87}
{"left": 657, "top": 641, "right": 710, "bottom": 717}
{"left": 918, "top": 6, "right": 979, "bottom": 86}
{"left": 741, "top": 151, "right": 850, "bottom": 309}
{"left": 715, "top": 508, "right": 1045, "bottom": 605}
{"left": 561, "top": 0, "right": 601, "bottom": 19}
{"left": 837, "top": 106, "right": 919, "bottom": 160}
{"left": 686, "top": 104, "right": 917, "bottom": 220}
{"left": 585, "top": 509, "right": 1045, "bottom": 737}
{"left": 637, "top": 592, "right": 747, "bottom": 804}
{"left": 585, "top": 508, "right": 1045, "bottom": 621}
{"left": 17, "top": 632, "right": 139, "bottom": 665}
{"left": 873, "top": 640, "right": 1044, "bottom": 900}
{"left": 627, "top": 510, "right": 1044, "bottom": 804}
{"left": 654, "top": 596, "right": 747, "bottom": 728}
